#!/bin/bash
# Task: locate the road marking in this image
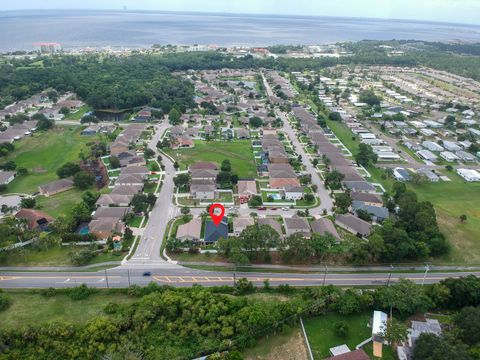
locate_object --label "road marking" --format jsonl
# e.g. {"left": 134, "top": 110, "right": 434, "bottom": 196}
{"left": 0, "top": 276, "right": 19, "bottom": 281}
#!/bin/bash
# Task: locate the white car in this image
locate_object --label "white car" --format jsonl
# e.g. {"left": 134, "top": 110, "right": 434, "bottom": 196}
{"left": 281, "top": 207, "right": 290, "bottom": 211}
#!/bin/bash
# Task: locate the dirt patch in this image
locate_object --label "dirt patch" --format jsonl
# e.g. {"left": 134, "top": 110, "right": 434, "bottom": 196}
{"left": 32, "top": 167, "right": 47, "bottom": 173}
{"left": 244, "top": 327, "right": 309, "bottom": 360}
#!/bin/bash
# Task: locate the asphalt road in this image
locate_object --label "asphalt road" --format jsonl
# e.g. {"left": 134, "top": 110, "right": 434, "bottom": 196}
{"left": 1, "top": 268, "right": 479, "bottom": 289}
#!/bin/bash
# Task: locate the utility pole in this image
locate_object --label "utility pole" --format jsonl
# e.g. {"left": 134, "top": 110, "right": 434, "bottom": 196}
{"left": 233, "top": 264, "right": 236, "bottom": 287}
{"left": 421, "top": 264, "right": 430, "bottom": 286}
{"left": 105, "top": 269, "right": 110, "bottom": 289}
{"left": 127, "top": 269, "right": 131, "bottom": 287}
{"left": 386, "top": 264, "right": 393, "bottom": 286}
{"left": 322, "top": 265, "right": 328, "bottom": 286}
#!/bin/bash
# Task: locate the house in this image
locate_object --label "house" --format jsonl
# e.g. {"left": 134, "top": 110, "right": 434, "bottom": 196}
{"left": 111, "top": 184, "right": 143, "bottom": 196}
{"left": 15, "top": 209, "right": 54, "bottom": 231}
{"left": 422, "top": 141, "right": 443, "bottom": 152}
{"left": 342, "top": 181, "right": 376, "bottom": 193}
{"left": 0, "top": 171, "right": 16, "bottom": 185}
{"left": 324, "top": 349, "right": 370, "bottom": 360}
{"left": 119, "top": 165, "right": 149, "bottom": 176}
{"left": 397, "top": 319, "right": 442, "bottom": 360}
{"left": 221, "top": 127, "right": 234, "bottom": 140}
{"left": 393, "top": 167, "right": 410, "bottom": 182}
{"left": 456, "top": 150, "right": 476, "bottom": 162}
{"left": 258, "top": 217, "right": 283, "bottom": 237}
{"left": 280, "top": 185, "right": 304, "bottom": 200}
{"left": 170, "top": 126, "right": 184, "bottom": 137}
{"left": 176, "top": 218, "right": 202, "bottom": 242}
{"left": 190, "top": 180, "right": 217, "bottom": 200}
{"left": 38, "top": 178, "right": 74, "bottom": 197}
{"left": 191, "top": 169, "right": 218, "bottom": 181}
{"left": 95, "top": 194, "right": 133, "bottom": 207}
{"left": 204, "top": 216, "right": 228, "bottom": 243}
{"left": 236, "top": 128, "right": 250, "bottom": 139}
{"left": 417, "top": 150, "right": 438, "bottom": 162}
{"left": 442, "top": 141, "right": 461, "bottom": 152}
{"left": 93, "top": 206, "right": 131, "bottom": 221}
{"left": 269, "top": 177, "right": 301, "bottom": 190}
{"left": 350, "top": 192, "right": 383, "bottom": 207}
{"left": 237, "top": 180, "right": 257, "bottom": 203}
{"left": 115, "top": 173, "right": 145, "bottom": 186}
{"left": 457, "top": 168, "right": 480, "bottom": 182}
{"left": 81, "top": 125, "right": 99, "bottom": 136}
{"left": 88, "top": 218, "right": 125, "bottom": 239}
{"left": 351, "top": 201, "right": 389, "bottom": 222}
{"left": 171, "top": 136, "right": 194, "bottom": 149}
{"left": 232, "top": 217, "right": 255, "bottom": 236}
{"left": 417, "top": 168, "right": 440, "bottom": 182}
{"left": 310, "top": 218, "right": 341, "bottom": 241}
{"left": 440, "top": 151, "right": 459, "bottom": 162}
{"left": 335, "top": 214, "right": 372, "bottom": 237}
{"left": 284, "top": 216, "right": 310, "bottom": 238}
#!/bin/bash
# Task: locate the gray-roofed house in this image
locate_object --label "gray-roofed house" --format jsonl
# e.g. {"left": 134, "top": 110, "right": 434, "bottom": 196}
{"left": 96, "top": 194, "right": 133, "bottom": 207}
{"left": 342, "top": 181, "right": 376, "bottom": 193}
{"left": 233, "top": 217, "right": 255, "bottom": 236}
{"left": 176, "top": 218, "right": 202, "bottom": 242}
{"left": 351, "top": 192, "right": 383, "bottom": 207}
{"left": 93, "top": 206, "right": 131, "bottom": 221}
{"left": 190, "top": 180, "right": 216, "bottom": 200}
{"left": 284, "top": 216, "right": 311, "bottom": 238}
{"left": 258, "top": 217, "right": 283, "bottom": 238}
{"left": 0, "top": 171, "right": 16, "bottom": 185}
{"left": 236, "top": 129, "right": 250, "bottom": 139}
{"left": 88, "top": 218, "right": 125, "bottom": 240}
{"left": 204, "top": 216, "right": 228, "bottom": 243}
{"left": 351, "top": 201, "right": 389, "bottom": 222}
{"left": 417, "top": 168, "right": 440, "bottom": 182}
{"left": 335, "top": 214, "right": 372, "bottom": 237}
{"left": 310, "top": 218, "right": 341, "bottom": 241}
{"left": 115, "top": 173, "right": 145, "bottom": 186}
{"left": 111, "top": 185, "right": 143, "bottom": 196}
{"left": 38, "top": 178, "right": 74, "bottom": 197}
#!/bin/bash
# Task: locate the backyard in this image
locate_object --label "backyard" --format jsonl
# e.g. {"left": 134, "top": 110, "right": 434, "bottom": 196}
{"left": 165, "top": 140, "right": 257, "bottom": 178}
{"left": 303, "top": 312, "right": 395, "bottom": 360}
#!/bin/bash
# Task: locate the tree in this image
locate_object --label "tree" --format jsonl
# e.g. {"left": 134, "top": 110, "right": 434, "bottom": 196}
{"left": 324, "top": 170, "right": 344, "bottom": 190}
{"left": 36, "top": 117, "right": 54, "bottom": 131}
{"left": 1, "top": 160, "right": 16, "bottom": 171}
{"left": 20, "top": 197, "right": 36, "bottom": 209}
{"left": 335, "top": 192, "right": 351, "bottom": 212}
{"left": 383, "top": 318, "right": 408, "bottom": 346}
{"left": 73, "top": 171, "right": 94, "bottom": 190}
{"left": 355, "top": 143, "right": 378, "bottom": 166}
{"left": 181, "top": 207, "right": 190, "bottom": 215}
{"left": 454, "top": 306, "right": 480, "bottom": 345}
{"left": 460, "top": 214, "right": 467, "bottom": 223}
{"left": 16, "top": 167, "right": 28, "bottom": 176}
{"left": 376, "top": 279, "right": 433, "bottom": 315}
{"left": 80, "top": 114, "right": 98, "bottom": 124}
{"left": 57, "top": 162, "right": 81, "bottom": 178}
{"left": 359, "top": 89, "right": 381, "bottom": 106}
{"left": 249, "top": 116, "right": 263, "bottom": 128}
{"left": 82, "top": 190, "right": 99, "bottom": 211}
{"left": 221, "top": 159, "right": 231, "bottom": 172}
{"left": 328, "top": 112, "right": 342, "bottom": 121}
{"left": 144, "top": 148, "right": 155, "bottom": 159}
{"left": 281, "top": 233, "right": 315, "bottom": 262}
{"left": 413, "top": 333, "right": 472, "bottom": 360}
{"left": 168, "top": 107, "right": 181, "bottom": 125}
{"left": 59, "top": 106, "right": 70, "bottom": 115}
{"left": 109, "top": 156, "right": 121, "bottom": 169}
{"left": 237, "top": 224, "right": 280, "bottom": 259}
{"left": 173, "top": 173, "right": 190, "bottom": 189}
{"left": 333, "top": 321, "right": 349, "bottom": 338}
{"left": 356, "top": 209, "right": 372, "bottom": 222}
{"left": 248, "top": 195, "right": 262, "bottom": 207}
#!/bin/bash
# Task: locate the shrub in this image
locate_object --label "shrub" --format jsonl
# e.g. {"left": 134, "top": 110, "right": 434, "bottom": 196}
{"left": 0, "top": 292, "right": 11, "bottom": 312}
{"left": 334, "top": 321, "right": 349, "bottom": 338}
{"left": 104, "top": 302, "right": 120, "bottom": 314}
{"left": 40, "top": 287, "right": 57, "bottom": 297}
{"left": 69, "top": 284, "right": 95, "bottom": 301}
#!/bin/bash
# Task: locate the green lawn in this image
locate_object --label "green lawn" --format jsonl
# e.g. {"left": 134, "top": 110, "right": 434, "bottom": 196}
{"left": 127, "top": 215, "right": 144, "bottom": 228}
{"left": 0, "top": 291, "right": 136, "bottom": 330}
{"left": 326, "top": 120, "right": 359, "bottom": 156}
{"left": 35, "top": 189, "right": 84, "bottom": 218}
{"left": 63, "top": 105, "right": 91, "bottom": 121}
{"left": 304, "top": 312, "right": 395, "bottom": 360}
{"left": 165, "top": 140, "right": 257, "bottom": 178}
{"left": 1, "top": 126, "right": 95, "bottom": 194}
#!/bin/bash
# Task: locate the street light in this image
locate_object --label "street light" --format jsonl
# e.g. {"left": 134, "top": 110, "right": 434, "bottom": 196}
{"left": 386, "top": 264, "right": 394, "bottom": 286}
{"left": 322, "top": 265, "right": 328, "bottom": 286}
{"left": 421, "top": 264, "right": 430, "bottom": 286}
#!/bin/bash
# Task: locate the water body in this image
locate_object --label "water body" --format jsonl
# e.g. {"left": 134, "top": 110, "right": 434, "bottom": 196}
{"left": 1, "top": 10, "right": 480, "bottom": 52}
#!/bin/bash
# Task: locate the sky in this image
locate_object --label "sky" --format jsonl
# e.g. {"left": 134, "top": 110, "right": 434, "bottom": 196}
{"left": 1, "top": 0, "right": 480, "bottom": 26}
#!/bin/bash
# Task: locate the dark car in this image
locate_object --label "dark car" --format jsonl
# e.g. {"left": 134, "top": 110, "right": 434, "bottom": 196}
{"left": 142, "top": 271, "right": 151, "bottom": 277}
{"left": 257, "top": 207, "right": 267, "bottom": 211}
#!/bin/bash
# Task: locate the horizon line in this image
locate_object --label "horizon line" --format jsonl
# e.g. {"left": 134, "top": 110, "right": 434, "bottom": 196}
{"left": 0, "top": 8, "right": 480, "bottom": 28}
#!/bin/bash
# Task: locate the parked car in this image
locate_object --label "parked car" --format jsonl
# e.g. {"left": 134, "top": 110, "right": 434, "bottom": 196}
{"left": 281, "top": 207, "right": 290, "bottom": 211}
{"left": 257, "top": 207, "right": 267, "bottom": 211}
{"left": 142, "top": 271, "right": 151, "bottom": 277}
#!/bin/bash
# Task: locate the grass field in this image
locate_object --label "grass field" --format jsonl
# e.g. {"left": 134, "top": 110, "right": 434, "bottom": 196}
{"left": 0, "top": 291, "right": 136, "bottom": 330}
{"left": 165, "top": 140, "right": 257, "bottom": 178}
{"left": 36, "top": 188, "right": 84, "bottom": 218}
{"left": 1, "top": 126, "right": 94, "bottom": 194}
{"left": 304, "top": 312, "right": 395, "bottom": 360}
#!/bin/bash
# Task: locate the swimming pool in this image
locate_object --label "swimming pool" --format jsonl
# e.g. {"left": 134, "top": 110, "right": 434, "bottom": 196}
{"left": 77, "top": 223, "right": 90, "bottom": 235}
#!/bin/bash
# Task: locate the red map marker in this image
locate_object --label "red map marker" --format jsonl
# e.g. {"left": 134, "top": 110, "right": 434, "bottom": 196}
{"left": 209, "top": 203, "right": 225, "bottom": 227}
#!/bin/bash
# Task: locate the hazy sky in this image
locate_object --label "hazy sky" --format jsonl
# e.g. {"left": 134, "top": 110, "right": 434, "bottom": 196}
{"left": 1, "top": 0, "right": 480, "bottom": 25}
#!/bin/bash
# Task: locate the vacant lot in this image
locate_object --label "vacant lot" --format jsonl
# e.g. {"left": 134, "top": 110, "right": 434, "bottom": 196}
{"left": 165, "top": 140, "right": 257, "bottom": 178}
{"left": 0, "top": 291, "right": 136, "bottom": 330}
{"left": 1, "top": 126, "right": 94, "bottom": 194}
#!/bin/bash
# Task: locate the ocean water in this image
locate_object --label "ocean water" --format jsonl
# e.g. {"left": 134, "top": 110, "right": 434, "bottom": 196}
{"left": 0, "top": 10, "right": 480, "bottom": 51}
